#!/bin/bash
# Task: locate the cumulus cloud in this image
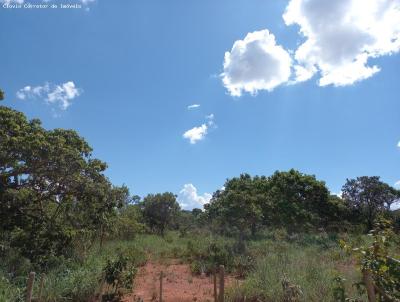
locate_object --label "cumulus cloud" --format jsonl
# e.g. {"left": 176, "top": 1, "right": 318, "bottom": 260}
{"left": 397, "top": 141, "right": 400, "bottom": 148}
{"left": 221, "top": 0, "right": 400, "bottom": 95}
{"left": 183, "top": 114, "right": 216, "bottom": 144}
{"left": 16, "top": 81, "right": 82, "bottom": 110}
{"left": 187, "top": 104, "right": 200, "bottom": 110}
{"left": 283, "top": 0, "right": 400, "bottom": 86}
{"left": 183, "top": 124, "right": 208, "bottom": 144}
{"left": 177, "top": 184, "right": 212, "bottom": 210}
{"left": 222, "top": 29, "right": 292, "bottom": 96}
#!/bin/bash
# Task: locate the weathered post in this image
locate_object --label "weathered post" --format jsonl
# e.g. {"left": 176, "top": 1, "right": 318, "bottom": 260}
{"left": 38, "top": 273, "right": 45, "bottom": 302}
{"left": 363, "top": 270, "right": 376, "bottom": 302}
{"left": 219, "top": 265, "right": 225, "bottom": 302}
{"left": 213, "top": 267, "right": 218, "bottom": 302}
{"left": 26, "top": 272, "right": 36, "bottom": 302}
{"left": 160, "top": 271, "right": 164, "bottom": 302}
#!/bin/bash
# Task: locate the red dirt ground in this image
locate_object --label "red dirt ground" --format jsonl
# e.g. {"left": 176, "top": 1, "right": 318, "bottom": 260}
{"left": 123, "top": 260, "right": 238, "bottom": 302}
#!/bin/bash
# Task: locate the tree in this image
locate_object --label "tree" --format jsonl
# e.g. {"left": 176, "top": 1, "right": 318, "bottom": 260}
{"left": 205, "top": 174, "right": 265, "bottom": 238}
{"left": 342, "top": 176, "right": 399, "bottom": 230}
{"left": 205, "top": 170, "right": 336, "bottom": 235}
{"left": 113, "top": 202, "right": 146, "bottom": 240}
{"left": 266, "top": 169, "right": 331, "bottom": 231}
{"left": 141, "top": 192, "right": 180, "bottom": 236}
{"left": 0, "top": 89, "right": 4, "bottom": 100}
{"left": 0, "top": 106, "right": 127, "bottom": 264}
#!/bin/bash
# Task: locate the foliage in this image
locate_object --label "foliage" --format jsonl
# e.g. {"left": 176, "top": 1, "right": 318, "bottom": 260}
{"left": 102, "top": 253, "right": 137, "bottom": 301}
{"left": 226, "top": 234, "right": 362, "bottom": 302}
{"left": 185, "top": 236, "right": 257, "bottom": 276}
{"left": 339, "top": 218, "right": 400, "bottom": 301}
{"left": 0, "top": 89, "right": 4, "bottom": 100}
{"left": 342, "top": 176, "right": 400, "bottom": 230}
{"left": 0, "top": 240, "right": 146, "bottom": 302}
{"left": 140, "top": 192, "right": 180, "bottom": 236}
{"left": 205, "top": 170, "right": 338, "bottom": 236}
{"left": 113, "top": 204, "right": 147, "bottom": 240}
{"left": 0, "top": 106, "right": 129, "bottom": 265}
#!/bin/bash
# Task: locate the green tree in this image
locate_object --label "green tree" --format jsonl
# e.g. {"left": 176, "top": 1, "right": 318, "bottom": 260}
{"left": 114, "top": 203, "right": 147, "bottom": 240}
{"left": 205, "top": 174, "right": 265, "bottom": 237}
{"left": 0, "top": 89, "right": 4, "bottom": 100}
{"left": 141, "top": 192, "right": 180, "bottom": 236}
{"left": 266, "top": 169, "right": 331, "bottom": 231}
{"left": 342, "top": 176, "right": 399, "bottom": 230}
{"left": 205, "top": 170, "right": 335, "bottom": 235}
{"left": 0, "top": 106, "right": 126, "bottom": 264}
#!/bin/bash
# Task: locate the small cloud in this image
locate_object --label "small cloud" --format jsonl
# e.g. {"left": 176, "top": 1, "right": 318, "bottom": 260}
{"left": 177, "top": 184, "right": 212, "bottom": 210}
{"left": 16, "top": 81, "right": 82, "bottom": 110}
{"left": 183, "top": 114, "right": 216, "bottom": 144}
{"left": 187, "top": 104, "right": 200, "bottom": 110}
{"left": 397, "top": 141, "right": 400, "bottom": 148}
{"left": 395, "top": 181, "right": 400, "bottom": 188}
{"left": 205, "top": 113, "right": 215, "bottom": 126}
{"left": 333, "top": 191, "right": 343, "bottom": 198}
{"left": 183, "top": 124, "right": 208, "bottom": 144}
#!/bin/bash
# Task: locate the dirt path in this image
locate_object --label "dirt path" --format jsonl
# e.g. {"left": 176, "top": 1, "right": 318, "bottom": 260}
{"left": 123, "top": 260, "right": 237, "bottom": 302}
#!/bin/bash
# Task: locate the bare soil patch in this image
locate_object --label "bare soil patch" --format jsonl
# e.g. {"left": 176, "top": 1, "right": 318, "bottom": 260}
{"left": 123, "top": 260, "right": 238, "bottom": 302}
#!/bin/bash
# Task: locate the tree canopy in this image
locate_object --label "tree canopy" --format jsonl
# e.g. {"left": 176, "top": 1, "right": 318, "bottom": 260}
{"left": 0, "top": 106, "right": 128, "bottom": 264}
{"left": 140, "top": 192, "right": 180, "bottom": 236}
{"left": 342, "top": 176, "right": 400, "bottom": 230}
{"left": 205, "top": 169, "right": 343, "bottom": 234}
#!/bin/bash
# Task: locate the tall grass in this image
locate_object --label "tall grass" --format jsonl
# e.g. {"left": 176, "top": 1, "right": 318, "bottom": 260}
{"left": 226, "top": 234, "right": 367, "bottom": 302}
{"left": 0, "top": 231, "right": 376, "bottom": 302}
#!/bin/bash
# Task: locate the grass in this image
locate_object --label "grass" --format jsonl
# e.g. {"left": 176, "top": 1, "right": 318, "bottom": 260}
{"left": 1, "top": 230, "right": 390, "bottom": 302}
{"left": 226, "top": 240, "right": 364, "bottom": 302}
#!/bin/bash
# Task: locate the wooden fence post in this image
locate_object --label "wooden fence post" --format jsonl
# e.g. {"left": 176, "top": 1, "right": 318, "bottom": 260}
{"left": 219, "top": 265, "right": 225, "bottom": 302}
{"left": 160, "top": 271, "right": 164, "bottom": 302}
{"left": 25, "top": 272, "right": 35, "bottom": 302}
{"left": 213, "top": 267, "right": 218, "bottom": 302}
{"left": 363, "top": 270, "right": 376, "bottom": 302}
{"left": 38, "top": 273, "right": 45, "bottom": 302}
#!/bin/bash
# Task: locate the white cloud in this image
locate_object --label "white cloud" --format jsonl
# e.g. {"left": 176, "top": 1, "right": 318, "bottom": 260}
{"left": 283, "top": 0, "right": 400, "bottom": 86}
{"left": 221, "top": 1, "right": 400, "bottom": 95}
{"left": 177, "top": 184, "right": 212, "bottom": 210}
{"left": 333, "top": 191, "right": 343, "bottom": 198}
{"left": 187, "top": 104, "right": 200, "bottom": 110}
{"left": 183, "top": 124, "right": 208, "bottom": 144}
{"left": 395, "top": 180, "right": 400, "bottom": 188}
{"left": 397, "top": 141, "right": 400, "bottom": 148}
{"left": 391, "top": 200, "right": 400, "bottom": 211}
{"left": 205, "top": 113, "right": 215, "bottom": 126}
{"left": 183, "top": 114, "right": 216, "bottom": 144}
{"left": 16, "top": 81, "right": 82, "bottom": 110}
{"left": 221, "top": 29, "right": 292, "bottom": 96}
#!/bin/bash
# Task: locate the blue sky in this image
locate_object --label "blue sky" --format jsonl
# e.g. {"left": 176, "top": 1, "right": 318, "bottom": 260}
{"left": 1, "top": 0, "right": 400, "bottom": 209}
